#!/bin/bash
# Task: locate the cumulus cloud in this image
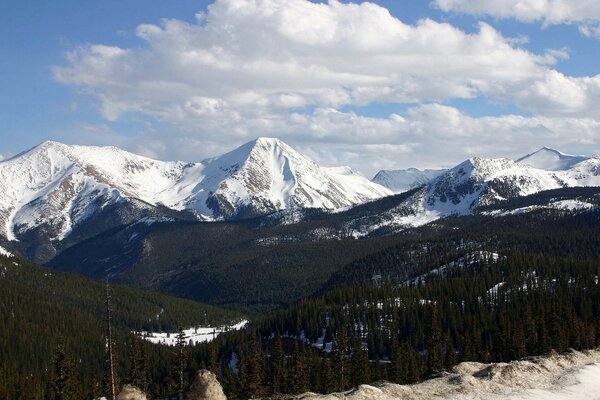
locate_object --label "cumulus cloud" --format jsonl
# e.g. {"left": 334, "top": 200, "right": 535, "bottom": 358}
{"left": 54, "top": 0, "right": 600, "bottom": 119}
{"left": 52, "top": 0, "right": 600, "bottom": 174}
{"left": 287, "top": 104, "right": 600, "bottom": 176}
{"left": 433, "top": 0, "right": 600, "bottom": 35}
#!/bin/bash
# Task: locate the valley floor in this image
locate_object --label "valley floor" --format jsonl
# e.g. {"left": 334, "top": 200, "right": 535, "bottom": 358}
{"left": 288, "top": 348, "right": 600, "bottom": 400}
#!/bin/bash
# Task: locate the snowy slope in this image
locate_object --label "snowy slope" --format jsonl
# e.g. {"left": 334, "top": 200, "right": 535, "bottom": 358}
{"left": 517, "top": 147, "right": 590, "bottom": 171}
{"left": 0, "top": 245, "right": 12, "bottom": 257}
{"left": 347, "top": 154, "right": 600, "bottom": 236}
{"left": 0, "top": 139, "right": 391, "bottom": 241}
{"left": 372, "top": 168, "right": 446, "bottom": 193}
{"left": 291, "top": 349, "right": 600, "bottom": 400}
{"left": 189, "top": 137, "right": 392, "bottom": 218}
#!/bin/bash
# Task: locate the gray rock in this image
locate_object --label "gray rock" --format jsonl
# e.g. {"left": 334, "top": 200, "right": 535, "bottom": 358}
{"left": 185, "top": 369, "right": 227, "bottom": 400}
{"left": 116, "top": 385, "right": 147, "bottom": 400}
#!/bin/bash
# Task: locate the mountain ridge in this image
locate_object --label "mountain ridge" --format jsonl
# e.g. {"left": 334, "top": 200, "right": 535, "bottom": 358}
{"left": 0, "top": 138, "right": 390, "bottom": 251}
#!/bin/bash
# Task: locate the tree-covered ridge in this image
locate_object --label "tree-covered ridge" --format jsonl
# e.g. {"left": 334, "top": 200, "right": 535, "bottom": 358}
{"left": 198, "top": 251, "right": 600, "bottom": 398}
{"left": 0, "top": 254, "right": 243, "bottom": 399}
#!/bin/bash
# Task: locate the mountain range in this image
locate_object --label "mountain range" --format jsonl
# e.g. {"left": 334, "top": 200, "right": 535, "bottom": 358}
{"left": 1, "top": 139, "right": 598, "bottom": 262}
{"left": 0, "top": 138, "right": 389, "bottom": 259}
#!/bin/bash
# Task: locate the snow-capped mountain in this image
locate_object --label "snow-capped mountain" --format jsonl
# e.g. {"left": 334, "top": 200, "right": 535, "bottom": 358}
{"left": 517, "top": 147, "right": 590, "bottom": 171}
{"left": 192, "top": 137, "right": 392, "bottom": 219}
{"left": 345, "top": 149, "right": 600, "bottom": 236}
{"left": 0, "top": 138, "right": 391, "bottom": 245}
{"left": 372, "top": 168, "right": 446, "bottom": 193}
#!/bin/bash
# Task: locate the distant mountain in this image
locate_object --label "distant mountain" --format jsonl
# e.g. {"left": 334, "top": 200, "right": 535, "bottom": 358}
{"left": 355, "top": 154, "right": 600, "bottom": 234}
{"left": 195, "top": 137, "right": 391, "bottom": 219}
{"left": 517, "top": 146, "right": 590, "bottom": 171}
{"left": 0, "top": 138, "right": 390, "bottom": 259}
{"left": 372, "top": 168, "right": 446, "bottom": 193}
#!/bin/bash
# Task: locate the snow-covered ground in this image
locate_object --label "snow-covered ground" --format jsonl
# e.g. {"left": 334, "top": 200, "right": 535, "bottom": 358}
{"left": 0, "top": 245, "right": 13, "bottom": 257}
{"left": 294, "top": 348, "right": 600, "bottom": 400}
{"left": 136, "top": 320, "right": 248, "bottom": 346}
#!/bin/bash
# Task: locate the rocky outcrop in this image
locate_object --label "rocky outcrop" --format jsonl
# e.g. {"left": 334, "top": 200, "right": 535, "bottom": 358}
{"left": 278, "top": 348, "right": 600, "bottom": 400}
{"left": 116, "top": 385, "right": 147, "bottom": 400}
{"left": 185, "top": 369, "right": 227, "bottom": 400}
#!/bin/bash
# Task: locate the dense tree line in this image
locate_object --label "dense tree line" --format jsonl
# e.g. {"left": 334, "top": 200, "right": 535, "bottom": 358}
{"left": 0, "top": 256, "right": 242, "bottom": 399}
{"left": 193, "top": 251, "right": 600, "bottom": 398}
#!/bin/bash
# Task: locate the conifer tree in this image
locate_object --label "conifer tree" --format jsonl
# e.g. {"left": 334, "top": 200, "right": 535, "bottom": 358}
{"left": 389, "top": 334, "right": 404, "bottom": 383}
{"left": 270, "top": 332, "right": 285, "bottom": 394}
{"left": 208, "top": 344, "right": 218, "bottom": 374}
{"left": 351, "top": 335, "right": 370, "bottom": 386}
{"left": 292, "top": 342, "right": 308, "bottom": 394}
{"left": 426, "top": 304, "right": 442, "bottom": 374}
{"left": 333, "top": 330, "right": 349, "bottom": 391}
{"left": 51, "top": 338, "right": 73, "bottom": 400}
{"left": 320, "top": 357, "right": 335, "bottom": 394}
{"left": 245, "top": 334, "right": 266, "bottom": 397}
{"left": 444, "top": 339, "right": 457, "bottom": 370}
{"left": 172, "top": 328, "right": 188, "bottom": 398}
{"left": 102, "top": 281, "right": 118, "bottom": 400}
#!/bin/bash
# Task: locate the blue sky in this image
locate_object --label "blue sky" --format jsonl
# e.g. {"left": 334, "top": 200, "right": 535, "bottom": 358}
{"left": 1, "top": 0, "right": 599, "bottom": 175}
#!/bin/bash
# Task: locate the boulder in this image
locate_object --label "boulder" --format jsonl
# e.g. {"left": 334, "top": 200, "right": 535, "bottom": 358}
{"left": 116, "top": 385, "right": 147, "bottom": 400}
{"left": 185, "top": 369, "right": 227, "bottom": 400}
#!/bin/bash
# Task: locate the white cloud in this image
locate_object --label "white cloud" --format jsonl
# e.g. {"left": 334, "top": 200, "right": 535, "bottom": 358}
{"left": 579, "top": 23, "right": 600, "bottom": 39}
{"left": 433, "top": 0, "right": 600, "bottom": 25}
{"left": 51, "top": 0, "right": 600, "bottom": 174}
{"left": 53, "top": 0, "right": 600, "bottom": 121}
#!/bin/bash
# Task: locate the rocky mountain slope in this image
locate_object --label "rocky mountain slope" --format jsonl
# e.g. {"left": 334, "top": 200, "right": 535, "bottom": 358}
{"left": 360, "top": 149, "right": 600, "bottom": 235}
{"left": 0, "top": 138, "right": 390, "bottom": 258}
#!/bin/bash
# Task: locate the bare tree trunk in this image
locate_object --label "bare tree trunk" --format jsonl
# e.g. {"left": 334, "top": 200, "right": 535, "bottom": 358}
{"left": 105, "top": 280, "right": 117, "bottom": 400}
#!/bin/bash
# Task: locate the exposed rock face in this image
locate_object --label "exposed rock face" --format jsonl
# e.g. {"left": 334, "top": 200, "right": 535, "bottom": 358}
{"left": 116, "top": 384, "right": 147, "bottom": 400}
{"left": 185, "top": 369, "right": 227, "bottom": 400}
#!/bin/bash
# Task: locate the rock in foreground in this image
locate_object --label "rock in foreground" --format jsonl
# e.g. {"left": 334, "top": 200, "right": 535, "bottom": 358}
{"left": 280, "top": 348, "right": 600, "bottom": 400}
{"left": 185, "top": 369, "right": 227, "bottom": 400}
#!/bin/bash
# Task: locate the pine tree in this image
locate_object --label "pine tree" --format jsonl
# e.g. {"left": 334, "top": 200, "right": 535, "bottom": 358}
{"left": 350, "top": 335, "right": 370, "bottom": 386}
{"left": 292, "top": 342, "right": 308, "bottom": 394}
{"left": 245, "top": 334, "right": 266, "bottom": 398}
{"left": 51, "top": 338, "right": 73, "bottom": 400}
{"left": 444, "top": 339, "right": 457, "bottom": 370}
{"left": 426, "top": 304, "right": 442, "bottom": 374}
{"left": 172, "top": 328, "right": 188, "bottom": 398}
{"left": 102, "top": 281, "right": 118, "bottom": 400}
{"left": 320, "top": 357, "right": 335, "bottom": 394}
{"left": 270, "top": 332, "right": 285, "bottom": 394}
{"left": 208, "top": 344, "right": 218, "bottom": 374}
{"left": 389, "top": 334, "right": 404, "bottom": 383}
{"left": 126, "top": 335, "right": 149, "bottom": 392}
{"left": 333, "top": 330, "right": 349, "bottom": 391}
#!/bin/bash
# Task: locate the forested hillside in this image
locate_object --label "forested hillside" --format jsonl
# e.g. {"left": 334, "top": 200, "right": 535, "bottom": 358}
{"left": 191, "top": 250, "right": 600, "bottom": 398}
{"left": 0, "top": 254, "right": 243, "bottom": 399}
{"left": 48, "top": 188, "right": 600, "bottom": 314}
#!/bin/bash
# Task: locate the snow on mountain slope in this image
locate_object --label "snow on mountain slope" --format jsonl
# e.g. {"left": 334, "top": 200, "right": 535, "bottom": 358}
{"left": 0, "top": 245, "right": 12, "bottom": 257}
{"left": 193, "top": 138, "right": 392, "bottom": 218}
{"left": 0, "top": 141, "right": 196, "bottom": 241}
{"left": 517, "top": 147, "right": 590, "bottom": 171}
{"left": 372, "top": 168, "right": 446, "bottom": 193}
{"left": 348, "top": 155, "right": 600, "bottom": 236}
{"left": 0, "top": 138, "right": 391, "bottom": 241}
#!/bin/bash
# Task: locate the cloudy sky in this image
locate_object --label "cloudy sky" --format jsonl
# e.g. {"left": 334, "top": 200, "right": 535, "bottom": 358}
{"left": 2, "top": 0, "right": 600, "bottom": 176}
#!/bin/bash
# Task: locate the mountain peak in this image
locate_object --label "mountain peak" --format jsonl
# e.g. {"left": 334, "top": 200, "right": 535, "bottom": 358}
{"left": 517, "top": 147, "right": 589, "bottom": 171}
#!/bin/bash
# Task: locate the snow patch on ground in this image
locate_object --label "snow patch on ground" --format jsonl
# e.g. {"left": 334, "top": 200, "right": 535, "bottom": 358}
{"left": 482, "top": 199, "right": 595, "bottom": 217}
{"left": 0, "top": 245, "right": 13, "bottom": 257}
{"left": 136, "top": 320, "right": 248, "bottom": 346}
{"left": 292, "top": 348, "right": 600, "bottom": 400}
